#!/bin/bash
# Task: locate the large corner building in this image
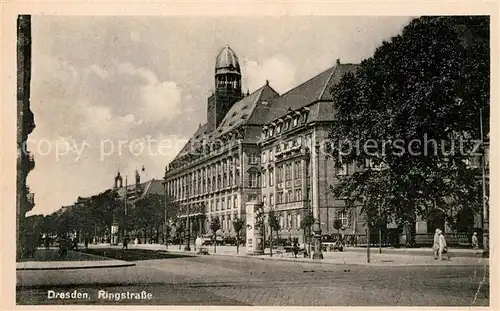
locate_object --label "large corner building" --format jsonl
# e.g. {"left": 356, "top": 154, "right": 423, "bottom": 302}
{"left": 165, "top": 46, "right": 361, "bottom": 243}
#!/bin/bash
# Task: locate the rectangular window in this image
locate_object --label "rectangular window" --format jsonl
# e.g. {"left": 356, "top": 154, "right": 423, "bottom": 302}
{"left": 338, "top": 210, "right": 349, "bottom": 226}
{"left": 337, "top": 159, "right": 348, "bottom": 176}
{"left": 221, "top": 198, "right": 225, "bottom": 210}
{"left": 294, "top": 161, "right": 302, "bottom": 179}
{"left": 261, "top": 151, "right": 267, "bottom": 163}
{"left": 269, "top": 168, "right": 274, "bottom": 186}
{"left": 287, "top": 190, "right": 293, "bottom": 202}
{"left": 285, "top": 163, "right": 292, "bottom": 181}
{"left": 262, "top": 195, "right": 266, "bottom": 206}
{"left": 295, "top": 189, "right": 302, "bottom": 201}
{"left": 249, "top": 153, "right": 258, "bottom": 165}
{"left": 270, "top": 193, "right": 274, "bottom": 206}
{"left": 296, "top": 213, "right": 301, "bottom": 228}
{"left": 287, "top": 213, "right": 292, "bottom": 228}
{"left": 262, "top": 170, "right": 267, "bottom": 187}
{"left": 250, "top": 172, "right": 259, "bottom": 188}
{"left": 269, "top": 149, "right": 273, "bottom": 161}
{"left": 216, "top": 200, "right": 220, "bottom": 211}
{"left": 234, "top": 196, "right": 238, "bottom": 209}
{"left": 277, "top": 192, "right": 284, "bottom": 204}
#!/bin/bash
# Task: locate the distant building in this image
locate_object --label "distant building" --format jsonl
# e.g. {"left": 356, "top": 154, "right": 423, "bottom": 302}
{"left": 113, "top": 170, "right": 165, "bottom": 203}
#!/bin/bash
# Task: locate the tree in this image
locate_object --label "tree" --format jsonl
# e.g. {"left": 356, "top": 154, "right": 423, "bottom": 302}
{"left": 328, "top": 16, "right": 488, "bottom": 242}
{"left": 210, "top": 217, "right": 221, "bottom": 253}
{"left": 132, "top": 194, "right": 165, "bottom": 243}
{"left": 232, "top": 217, "right": 245, "bottom": 254}
{"left": 89, "top": 189, "right": 120, "bottom": 244}
{"left": 267, "top": 210, "right": 281, "bottom": 257}
{"left": 300, "top": 212, "right": 315, "bottom": 256}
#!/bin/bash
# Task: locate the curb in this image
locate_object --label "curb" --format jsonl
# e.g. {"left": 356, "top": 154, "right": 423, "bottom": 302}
{"left": 158, "top": 249, "right": 487, "bottom": 267}
{"left": 343, "top": 248, "right": 483, "bottom": 258}
{"left": 16, "top": 262, "right": 135, "bottom": 271}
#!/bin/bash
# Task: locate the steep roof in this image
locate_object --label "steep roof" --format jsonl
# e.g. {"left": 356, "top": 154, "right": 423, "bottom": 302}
{"left": 214, "top": 83, "right": 279, "bottom": 137}
{"left": 263, "top": 62, "right": 359, "bottom": 124}
{"left": 172, "top": 123, "right": 208, "bottom": 162}
{"left": 171, "top": 83, "right": 279, "bottom": 163}
{"left": 117, "top": 178, "right": 164, "bottom": 201}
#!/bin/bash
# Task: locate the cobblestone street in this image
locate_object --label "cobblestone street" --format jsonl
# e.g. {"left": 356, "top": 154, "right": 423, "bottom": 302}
{"left": 17, "top": 252, "right": 489, "bottom": 306}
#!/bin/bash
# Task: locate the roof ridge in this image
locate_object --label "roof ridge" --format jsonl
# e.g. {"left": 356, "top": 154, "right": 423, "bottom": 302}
{"left": 278, "top": 64, "right": 335, "bottom": 98}
{"left": 318, "top": 64, "right": 338, "bottom": 99}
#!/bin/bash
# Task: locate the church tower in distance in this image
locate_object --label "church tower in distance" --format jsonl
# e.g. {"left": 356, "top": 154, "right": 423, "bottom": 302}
{"left": 206, "top": 45, "right": 244, "bottom": 133}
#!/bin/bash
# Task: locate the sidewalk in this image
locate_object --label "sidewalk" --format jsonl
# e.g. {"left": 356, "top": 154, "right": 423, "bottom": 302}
{"left": 118, "top": 243, "right": 489, "bottom": 267}
{"left": 16, "top": 249, "right": 135, "bottom": 270}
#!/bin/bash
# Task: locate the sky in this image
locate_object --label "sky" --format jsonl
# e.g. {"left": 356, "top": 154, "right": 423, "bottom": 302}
{"left": 26, "top": 16, "right": 414, "bottom": 216}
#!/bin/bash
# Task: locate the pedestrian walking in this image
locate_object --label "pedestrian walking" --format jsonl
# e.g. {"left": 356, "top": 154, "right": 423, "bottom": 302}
{"left": 84, "top": 236, "right": 89, "bottom": 249}
{"left": 438, "top": 230, "right": 450, "bottom": 261}
{"left": 293, "top": 240, "right": 299, "bottom": 258}
{"left": 432, "top": 229, "right": 440, "bottom": 259}
{"left": 134, "top": 237, "right": 139, "bottom": 247}
{"left": 44, "top": 236, "right": 50, "bottom": 250}
{"left": 471, "top": 232, "right": 479, "bottom": 250}
{"left": 59, "top": 237, "right": 68, "bottom": 259}
{"left": 195, "top": 236, "right": 202, "bottom": 253}
{"left": 122, "top": 236, "right": 129, "bottom": 250}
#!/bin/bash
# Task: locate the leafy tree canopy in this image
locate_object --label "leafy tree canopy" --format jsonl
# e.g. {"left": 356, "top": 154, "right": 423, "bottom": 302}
{"left": 328, "top": 16, "right": 489, "bottom": 226}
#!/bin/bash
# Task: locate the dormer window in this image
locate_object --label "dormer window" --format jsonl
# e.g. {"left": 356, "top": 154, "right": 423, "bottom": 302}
{"left": 293, "top": 117, "right": 299, "bottom": 127}
{"left": 269, "top": 127, "right": 274, "bottom": 136}
{"left": 301, "top": 112, "right": 308, "bottom": 123}
{"left": 276, "top": 124, "right": 282, "bottom": 134}
{"left": 284, "top": 120, "right": 290, "bottom": 130}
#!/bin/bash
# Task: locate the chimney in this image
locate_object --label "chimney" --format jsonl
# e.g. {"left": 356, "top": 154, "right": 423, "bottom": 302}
{"left": 336, "top": 59, "right": 341, "bottom": 66}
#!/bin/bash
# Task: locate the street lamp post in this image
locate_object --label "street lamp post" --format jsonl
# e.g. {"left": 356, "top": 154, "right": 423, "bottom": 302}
{"left": 163, "top": 178, "right": 168, "bottom": 250}
{"left": 480, "top": 108, "right": 489, "bottom": 258}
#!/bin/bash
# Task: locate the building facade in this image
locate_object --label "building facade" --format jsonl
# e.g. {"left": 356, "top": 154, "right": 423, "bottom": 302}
{"left": 258, "top": 60, "right": 362, "bottom": 244}
{"left": 164, "top": 46, "right": 280, "bottom": 239}
{"left": 17, "top": 15, "right": 36, "bottom": 260}
{"left": 165, "top": 47, "right": 362, "bottom": 244}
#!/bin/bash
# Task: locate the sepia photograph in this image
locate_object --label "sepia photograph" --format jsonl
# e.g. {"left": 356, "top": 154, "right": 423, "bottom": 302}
{"left": 13, "top": 12, "right": 491, "bottom": 307}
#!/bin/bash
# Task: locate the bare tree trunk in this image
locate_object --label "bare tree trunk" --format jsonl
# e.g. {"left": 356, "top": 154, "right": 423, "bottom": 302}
{"left": 236, "top": 232, "right": 240, "bottom": 254}
{"left": 270, "top": 228, "right": 273, "bottom": 257}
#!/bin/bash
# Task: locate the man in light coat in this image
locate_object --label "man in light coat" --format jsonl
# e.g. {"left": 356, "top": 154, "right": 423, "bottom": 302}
{"left": 471, "top": 232, "right": 479, "bottom": 249}
{"left": 432, "top": 229, "right": 441, "bottom": 259}
{"left": 438, "top": 230, "right": 449, "bottom": 261}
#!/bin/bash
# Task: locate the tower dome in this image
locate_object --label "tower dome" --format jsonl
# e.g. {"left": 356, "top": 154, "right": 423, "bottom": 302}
{"left": 215, "top": 45, "right": 241, "bottom": 76}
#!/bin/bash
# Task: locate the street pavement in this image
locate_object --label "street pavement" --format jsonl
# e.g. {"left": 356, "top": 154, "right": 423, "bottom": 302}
{"left": 16, "top": 244, "right": 489, "bottom": 306}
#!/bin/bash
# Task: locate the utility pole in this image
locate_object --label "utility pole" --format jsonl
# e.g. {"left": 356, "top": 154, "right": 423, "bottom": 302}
{"left": 378, "top": 202, "right": 382, "bottom": 254}
{"left": 124, "top": 175, "right": 128, "bottom": 240}
{"left": 480, "top": 108, "right": 489, "bottom": 258}
{"left": 367, "top": 224, "right": 371, "bottom": 263}
{"left": 163, "top": 177, "right": 168, "bottom": 250}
